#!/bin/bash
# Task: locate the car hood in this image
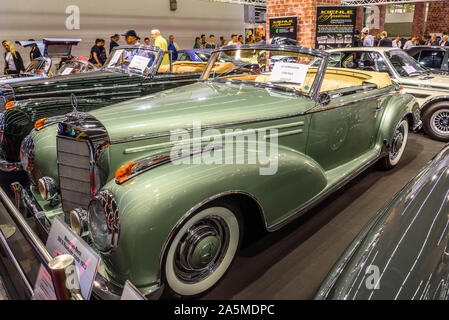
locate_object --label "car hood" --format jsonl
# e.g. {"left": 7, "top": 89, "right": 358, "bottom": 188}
{"left": 316, "top": 145, "right": 449, "bottom": 300}
{"left": 89, "top": 81, "right": 315, "bottom": 143}
{"left": 401, "top": 73, "right": 449, "bottom": 90}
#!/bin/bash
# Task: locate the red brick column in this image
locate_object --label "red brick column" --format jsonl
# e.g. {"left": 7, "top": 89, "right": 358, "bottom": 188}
{"left": 356, "top": 6, "right": 364, "bottom": 31}
{"left": 412, "top": 2, "right": 427, "bottom": 37}
{"left": 266, "top": 0, "right": 342, "bottom": 48}
{"left": 427, "top": 0, "right": 449, "bottom": 34}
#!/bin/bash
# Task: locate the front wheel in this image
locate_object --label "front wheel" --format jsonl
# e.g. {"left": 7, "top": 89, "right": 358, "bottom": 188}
{"left": 379, "top": 118, "right": 409, "bottom": 170}
{"left": 162, "top": 203, "right": 242, "bottom": 298}
{"left": 422, "top": 102, "right": 449, "bottom": 142}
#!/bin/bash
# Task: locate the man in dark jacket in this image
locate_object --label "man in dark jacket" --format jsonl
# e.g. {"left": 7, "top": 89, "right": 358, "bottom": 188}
{"left": 379, "top": 31, "right": 393, "bottom": 47}
{"left": 109, "top": 34, "right": 120, "bottom": 54}
{"left": 28, "top": 39, "right": 42, "bottom": 61}
{"left": 353, "top": 30, "right": 363, "bottom": 47}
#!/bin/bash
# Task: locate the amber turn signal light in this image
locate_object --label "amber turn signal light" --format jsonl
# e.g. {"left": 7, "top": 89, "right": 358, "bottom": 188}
{"left": 115, "top": 162, "right": 137, "bottom": 182}
{"left": 5, "top": 100, "right": 16, "bottom": 110}
{"left": 35, "top": 117, "right": 48, "bottom": 130}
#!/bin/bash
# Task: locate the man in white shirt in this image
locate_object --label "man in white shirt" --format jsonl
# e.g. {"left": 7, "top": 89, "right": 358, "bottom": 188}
{"left": 362, "top": 27, "right": 374, "bottom": 47}
{"left": 392, "top": 36, "right": 402, "bottom": 48}
{"left": 403, "top": 37, "right": 417, "bottom": 50}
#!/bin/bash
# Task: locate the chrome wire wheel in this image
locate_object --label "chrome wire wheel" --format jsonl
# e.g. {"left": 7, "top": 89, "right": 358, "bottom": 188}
{"left": 389, "top": 119, "right": 408, "bottom": 166}
{"left": 430, "top": 108, "right": 449, "bottom": 137}
{"left": 165, "top": 206, "right": 240, "bottom": 296}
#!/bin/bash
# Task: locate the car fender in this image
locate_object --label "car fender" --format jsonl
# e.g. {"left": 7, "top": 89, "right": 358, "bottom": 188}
{"left": 99, "top": 144, "right": 327, "bottom": 288}
{"left": 377, "top": 93, "right": 416, "bottom": 146}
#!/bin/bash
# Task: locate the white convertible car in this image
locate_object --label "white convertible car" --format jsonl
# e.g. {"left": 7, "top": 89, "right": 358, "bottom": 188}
{"left": 328, "top": 47, "right": 449, "bottom": 141}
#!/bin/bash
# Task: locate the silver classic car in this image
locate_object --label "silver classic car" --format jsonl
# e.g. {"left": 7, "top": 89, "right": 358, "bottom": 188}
{"left": 328, "top": 47, "right": 449, "bottom": 142}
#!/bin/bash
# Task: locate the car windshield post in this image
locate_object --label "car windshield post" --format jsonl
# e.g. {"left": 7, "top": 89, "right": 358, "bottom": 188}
{"left": 201, "top": 45, "right": 327, "bottom": 100}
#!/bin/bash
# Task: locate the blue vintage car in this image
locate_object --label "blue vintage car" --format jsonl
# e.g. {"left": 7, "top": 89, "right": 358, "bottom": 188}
{"left": 177, "top": 49, "right": 213, "bottom": 62}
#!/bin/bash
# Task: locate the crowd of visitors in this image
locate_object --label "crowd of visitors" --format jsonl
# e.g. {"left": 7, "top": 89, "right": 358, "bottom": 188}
{"left": 354, "top": 26, "right": 449, "bottom": 49}
{"left": 3, "top": 25, "right": 447, "bottom": 75}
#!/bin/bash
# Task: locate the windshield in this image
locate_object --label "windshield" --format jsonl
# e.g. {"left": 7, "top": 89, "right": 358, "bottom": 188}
{"left": 25, "top": 59, "right": 50, "bottom": 75}
{"left": 195, "top": 51, "right": 211, "bottom": 62}
{"left": 385, "top": 50, "right": 428, "bottom": 77}
{"left": 202, "top": 48, "right": 323, "bottom": 96}
{"left": 57, "top": 60, "right": 95, "bottom": 75}
{"left": 104, "top": 47, "right": 160, "bottom": 75}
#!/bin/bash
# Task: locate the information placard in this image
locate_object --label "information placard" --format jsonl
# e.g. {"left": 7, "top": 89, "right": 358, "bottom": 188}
{"left": 315, "top": 6, "right": 357, "bottom": 50}
{"left": 269, "top": 16, "right": 297, "bottom": 42}
{"left": 269, "top": 62, "right": 309, "bottom": 88}
{"left": 45, "top": 216, "right": 100, "bottom": 299}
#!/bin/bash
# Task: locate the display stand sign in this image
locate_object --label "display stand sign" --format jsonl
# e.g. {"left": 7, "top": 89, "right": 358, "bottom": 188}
{"left": 33, "top": 216, "right": 100, "bottom": 300}
{"left": 315, "top": 6, "right": 357, "bottom": 50}
{"left": 60, "top": 67, "right": 73, "bottom": 75}
{"left": 128, "top": 56, "right": 151, "bottom": 73}
{"left": 269, "top": 16, "right": 297, "bottom": 42}
{"left": 269, "top": 62, "right": 309, "bottom": 89}
{"left": 120, "top": 280, "right": 146, "bottom": 300}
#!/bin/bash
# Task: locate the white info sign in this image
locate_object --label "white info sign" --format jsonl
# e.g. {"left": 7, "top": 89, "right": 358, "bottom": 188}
{"left": 128, "top": 55, "right": 151, "bottom": 73}
{"left": 37, "top": 216, "right": 100, "bottom": 300}
{"left": 269, "top": 62, "right": 309, "bottom": 87}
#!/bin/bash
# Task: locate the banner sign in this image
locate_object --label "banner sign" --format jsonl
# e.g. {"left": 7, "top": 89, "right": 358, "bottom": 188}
{"left": 315, "top": 6, "right": 357, "bottom": 50}
{"left": 269, "top": 16, "right": 297, "bottom": 42}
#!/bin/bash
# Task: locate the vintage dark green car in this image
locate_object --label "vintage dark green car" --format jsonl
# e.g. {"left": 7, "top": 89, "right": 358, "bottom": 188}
{"left": 5, "top": 45, "right": 421, "bottom": 299}
{"left": 315, "top": 144, "right": 449, "bottom": 300}
{"left": 0, "top": 45, "right": 205, "bottom": 172}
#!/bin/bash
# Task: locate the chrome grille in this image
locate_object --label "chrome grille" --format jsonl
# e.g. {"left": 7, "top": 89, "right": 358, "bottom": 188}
{"left": 57, "top": 136, "right": 92, "bottom": 213}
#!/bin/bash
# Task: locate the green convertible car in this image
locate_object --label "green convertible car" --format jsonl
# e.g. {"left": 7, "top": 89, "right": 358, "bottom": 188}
{"left": 6, "top": 45, "right": 421, "bottom": 299}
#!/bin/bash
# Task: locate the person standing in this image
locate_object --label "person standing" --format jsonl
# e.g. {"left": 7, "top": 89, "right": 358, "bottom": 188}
{"left": 238, "top": 35, "right": 244, "bottom": 44}
{"left": 168, "top": 35, "right": 178, "bottom": 61}
{"left": 2, "top": 40, "right": 25, "bottom": 75}
{"left": 392, "top": 35, "right": 402, "bottom": 48}
{"left": 109, "top": 34, "right": 120, "bottom": 53}
{"left": 220, "top": 36, "right": 226, "bottom": 47}
{"left": 228, "top": 34, "right": 238, "bottom": 45}
{"left": 200, "top": 34, "right": 206, "bottom": 48}
{"left": 361, "top": 27, "right": 374, "bottom": 47}
{"left": 194, "top": 37, "right": 201, "bottom": 49}
{"left": 427, "top": 34, "right": 439, "bottom": 46}
{"left": 379, "top": 31, "right": 392, "bottom": 47}
{"left": 89, "top": 39, "right": 105, "bottom": 67}
{"left": 144, "top": 37, "right": 151, "bottom": 46}
{"left": 28, "top": 39, "right": 42, "bottom": 61}
{"left": 403, "top": 37, "right": 417, "bottom": 50}
{"left": 440, "top": 35, "right": 449, "bottom": 46}
{"left": 151, "top": 29, "right": 169, "bottom": 65}
{"left": 353, "top": 30, "right": 363, "bottom": 47}
{"left": 205, "top": 35, "right": 216, "bottom": 49}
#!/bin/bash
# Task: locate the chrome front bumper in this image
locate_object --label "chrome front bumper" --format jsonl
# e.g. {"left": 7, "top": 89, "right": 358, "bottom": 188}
{"left": 0, "top": 182, "right": 163, "bottom": 300}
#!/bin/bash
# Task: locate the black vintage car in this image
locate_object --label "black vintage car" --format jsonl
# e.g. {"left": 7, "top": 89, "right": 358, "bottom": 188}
{"left": 315, "top": 144, "right": 449, "bottom": 300}
{"left": 0, "top": 45, "right": 206, "bottom": 171}
{"left": 406, "top": 46, "right": 449, "bottom": 73}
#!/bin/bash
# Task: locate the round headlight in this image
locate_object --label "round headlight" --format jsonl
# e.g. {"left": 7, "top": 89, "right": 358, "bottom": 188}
{"left": 20, "top": 135, "right": 35, "bottom": 174}
{"left": 88, "top": 190, "right": 120, "bottom": 252}
{"left": 38, "top": 177, "right": 57, "bottom": 201}
{"left": 70, "top": 208, "right": 88, "bottom": 236}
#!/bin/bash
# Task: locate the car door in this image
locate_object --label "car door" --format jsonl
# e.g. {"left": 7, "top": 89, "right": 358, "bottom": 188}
{"left": 305, "top": 78, "right": 382, "bottom": 171}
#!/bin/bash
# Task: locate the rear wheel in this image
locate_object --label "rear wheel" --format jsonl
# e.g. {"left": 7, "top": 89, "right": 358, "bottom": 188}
{"left": 162, "top": 202, "right": 243, "bottom": 298}
{"left": 422, "top": 102, "right": 449, "bottom": 142}
{"left": 379, "top": 118, "right": 409, "bottom": 170}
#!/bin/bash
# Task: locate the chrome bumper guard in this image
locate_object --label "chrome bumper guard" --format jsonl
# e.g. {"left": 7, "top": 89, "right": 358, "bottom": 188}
{"left": 0, "top": 182, "right": 164, "bottom": 300}
{"left": 413, "top": 120, "right": 423, "bottom": 132}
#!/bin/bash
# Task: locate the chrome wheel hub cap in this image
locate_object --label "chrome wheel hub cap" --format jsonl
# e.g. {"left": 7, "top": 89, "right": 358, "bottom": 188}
{"left": 391, "top": 125, "right": 405, "bottom": 160}
{"left": 430, "top": 109, "right": 449, "bottom": 136}
{"left": 174, "top": 215, "right": 229, "bottom": 283}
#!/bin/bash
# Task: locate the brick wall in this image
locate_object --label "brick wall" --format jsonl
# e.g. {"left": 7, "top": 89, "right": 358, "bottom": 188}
{"left": 412, "top": 2, "right": 426, "bottom": 37}
{"left": 427, "top": 0, "right": 449, "bottom": 34}
{"left": 266, "top": 0, "right": 341, "bottom": 48}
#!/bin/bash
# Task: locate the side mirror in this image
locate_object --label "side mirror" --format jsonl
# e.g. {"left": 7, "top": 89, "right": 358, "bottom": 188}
{"left": 391, "top": 79, "right": 402, "bottom": 91}
{"left": 318, "top": 92, "right": 331, "bottom": 105}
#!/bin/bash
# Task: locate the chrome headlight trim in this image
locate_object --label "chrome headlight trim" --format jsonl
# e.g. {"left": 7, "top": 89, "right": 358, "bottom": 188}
{"left": 70, "top": 208, "right": 88, "bottom": 236}
{"left": 20, "top": 135, "right": 35, "bottom": 178}
{"left": 37, "top": 177, "right": 58, "bottom": 201}
{"left": 88, "top": 190, "right": 120, "bottom": 252}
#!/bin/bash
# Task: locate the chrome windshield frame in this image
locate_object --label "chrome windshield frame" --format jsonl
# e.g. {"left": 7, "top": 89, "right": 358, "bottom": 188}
{"left": 200, "top": 44, "right": 329, "bottom": 101}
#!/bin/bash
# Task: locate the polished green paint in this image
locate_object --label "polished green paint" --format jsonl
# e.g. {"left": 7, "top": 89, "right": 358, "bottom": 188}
{"left": 28, "top": 76, "right": 420, "bottom": 291}
{"left": 315, "top": 145, "right": 449, "bottom": 300}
